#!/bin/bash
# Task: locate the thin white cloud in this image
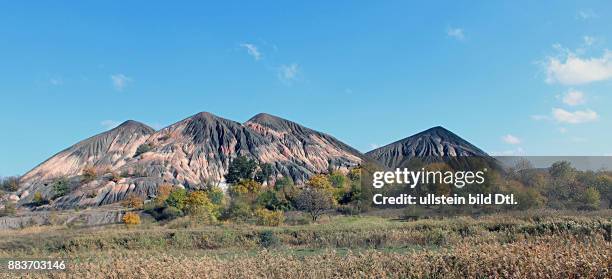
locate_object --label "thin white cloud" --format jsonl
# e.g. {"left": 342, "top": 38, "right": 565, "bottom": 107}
{"left": 544, "top": 46, "right": 612, "bottom": 85}
{"left": 577, "top": 9, "right": 598, "bottom": 20}
{"left": 446, "top": 27, "right": 465, "bottom": 40}
{"left": 502, "top": 134, "right": 521, "bottom": 145}
{"left": 531, "top": 115, "right": 550, "bottom": 121}
{"left": 111, "top": 74, "right": 132, "bottom": 91}
{"left": 369, "top": 143, "right": 380, "bottom": 149}
{"left": 559, "top": 127, "right": 568, "bottom": 133}
{"left": 583, "top": 36, "right": 596, "bottom": 46}
{"left": 562, "top": 89, "right": 586, "bottom": 106}
{"left": 492, "top": 147, "right": 525, "bottom": 156}
{"left": 552, "top": 108, "right": 598, "bottom": 124}
{"left": 100, "top": 120, "right": 121, "bottom": 130}
{"left": 240, "top": 43, "right": 262, "bottom": 61}
{"left": 49, "top": 78, "right": 63, "bottom": 86}
{"left": 278, "top": 63, "right": 299, "bottom": 84}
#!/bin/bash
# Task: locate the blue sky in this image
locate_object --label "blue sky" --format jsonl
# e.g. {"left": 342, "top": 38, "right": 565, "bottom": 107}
{"left": 2, "top": 1, "right": 612, "bottom": 175}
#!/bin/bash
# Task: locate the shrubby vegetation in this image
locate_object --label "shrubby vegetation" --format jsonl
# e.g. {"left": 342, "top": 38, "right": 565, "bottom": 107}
{"left": 108, "top": 170, "right": 121, "bottom": 183}
{"left": 295, "top": 189, "right": 334, "bottom": 221}
{"left": 184, "top": 190, "right": 218, "bottom": 223}
{"left": 0, "top": 212, "right": 609, "bottom": 278}
{"left": 122, "top": 212, "right": 141, "bottom": 226}
{"left": 52, "top": 177, "right": 70, "bottom": 198}
{"left": 131, "top": 156, "right": 362, "bottom": 225}
{"left": 254, "top": 163, "right": 274, "bottom": 185}
{"left": 373, "top": 159, "right": 611, "bottom": 214}
{"left": 216, "top": 156, "right": 364, "bottom": 224}
{"left": 1, "top": 156, "right": 609, "bottom": 278}
{"left": 254, "top": 208, "right": 284, "bottom": 226}
{"left": 127, "top": 157, "right": 612, "bottom": 227}
{"left": 143, "top": 184, "right": 224, "bottom": 224}
{"left": 31, "top": 191, "right": 49, "bottom": 206}
{"left": 122, "top": 194, "right": 144, "bottom": 209}
{"left": 225, "top": 155, "right": 258, "bottom": 184}
{"left": 7, "top": 154, "right": 608, "bottom": 229}
{"left": 0, "top": 202, "right": 16, "bottom": 217}
{"left": 134, "top": 143, "right": 153, "bottom": 157}
{"left": 0, "top": 176, "right": 20, "bottom": 192}
{"left": 81, "top": 166, "right": 97, "bottom": 183}
{"left": 505, "top": 160, "right": 611, "bottom": 210}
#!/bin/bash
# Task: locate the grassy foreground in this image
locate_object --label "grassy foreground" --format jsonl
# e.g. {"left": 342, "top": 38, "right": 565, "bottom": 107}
{"left": 0, "top": 210, "right": 610, "bottom": 278}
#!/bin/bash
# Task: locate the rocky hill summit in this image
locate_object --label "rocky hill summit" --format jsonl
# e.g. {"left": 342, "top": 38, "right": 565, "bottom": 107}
{"left": 10, "top": 116, "right": 494, "bottom": 210}
{"left": 244, "top": 113, "right": 363, "bottom": 181}
{"left": 20, "top": 120, "right": 155, "bottom": 186}
{"left": 13, "top": 112, "right": 363, "bottom": 209}
{"left": 129, "top": 112, "right": 267, "bottom": 188}
{"left": 365, "top": 126, "right": 490, "bottom": 169}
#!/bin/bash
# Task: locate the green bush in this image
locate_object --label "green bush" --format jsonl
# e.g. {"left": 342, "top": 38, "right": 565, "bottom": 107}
{"left": 32, "top": 191, "right": 49, "bottom": 206}
{"left": 207, "top": 186, "right": 225, "bottom": 206}
{"left": 274, "top": 176, "right": 294, "bottom": 191}
{"left": 225, "top": 155, "right": 258, "bottom": 184}
{"left": 134, "top": 143, "right": 153, "bottom": 157}
{"left": 337, "top": 204, "right": 361, "bottom": 216}
{"left": 222, "top": 199, "right": 252, "bottom": 222}
{"left": 514, "top": 188, "right": 545, "bottom": 210}
{"left": 347, "top": 168, "right": 361, "bottom": 182}
{"left": 0, "top": 176, "right": 20, "bottom": 192}
{"left": 184, "top": 191, "right": 217, "bottom": 222}
{"left": 52, "top": 178, "right": 70, "bottom": 198}
{"left": 254, "top": 163, "right": 274, "bottom": 184}
{"left": 256, "top": 190, "right": 290, "bottom": 211}
{"left": 166, "top": 188, "right": 187, "bottom": 210}
{"left": 425, "top": 228, "right": 449, "bottom": 246}
{"left": 161, "top": 206, "right": 183, "bottom": 220}
{"left": 581, "top": 187, "right": 601, "bottom": 210}
{"left": 259, "top": 230, "right": 279, "bottom": 248}
{"left": 329, "top": 171, "right": 347, "bottom": 188}
{"left": 254, "top": 208, "right": 284, "bottom": 226}
{"left": 401, "top": 206, "right": 424, "bottom": 221}
{"left": 339, "top": 184, "right": 362, "bottom": 205}
{"left": 229, "top": 179, "right": 262, "bottom": 199}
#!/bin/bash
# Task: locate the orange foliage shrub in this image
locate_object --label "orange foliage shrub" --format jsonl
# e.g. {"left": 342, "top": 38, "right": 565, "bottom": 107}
{"left": 122, "top": 194, "right": 144, "bottom": 209}
{"left": 155, "top": 184, "right": 174, "bottom": 205}
{"left": 82, "top": 166, "right": 98, "bottom": 183}
{"left": 122, "top": 212, "right": 141, "bottom": 225}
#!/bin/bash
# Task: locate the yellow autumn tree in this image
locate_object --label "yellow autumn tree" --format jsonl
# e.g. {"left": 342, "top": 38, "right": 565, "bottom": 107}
{"left": 230, "top": 179, "right": 262, "bottom": 198}
{"left": 307, "top": 174, "right": 334, "bottom": 195}
{"left": 155, "top": 183, "right": 174, "bottom": 206}
{"left": 122, "top": 212, "right": 141, "bottom": 226}
{"left": 184, "top": 191, "right": 218, "bottom": 222}
{"left": 254, "top": 208, "right": 284, "bottom": 226}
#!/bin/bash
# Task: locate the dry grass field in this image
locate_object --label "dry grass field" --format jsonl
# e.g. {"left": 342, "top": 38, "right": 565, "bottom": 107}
{"left": 0, "top": 210, "right": 610, "bottom": 278}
